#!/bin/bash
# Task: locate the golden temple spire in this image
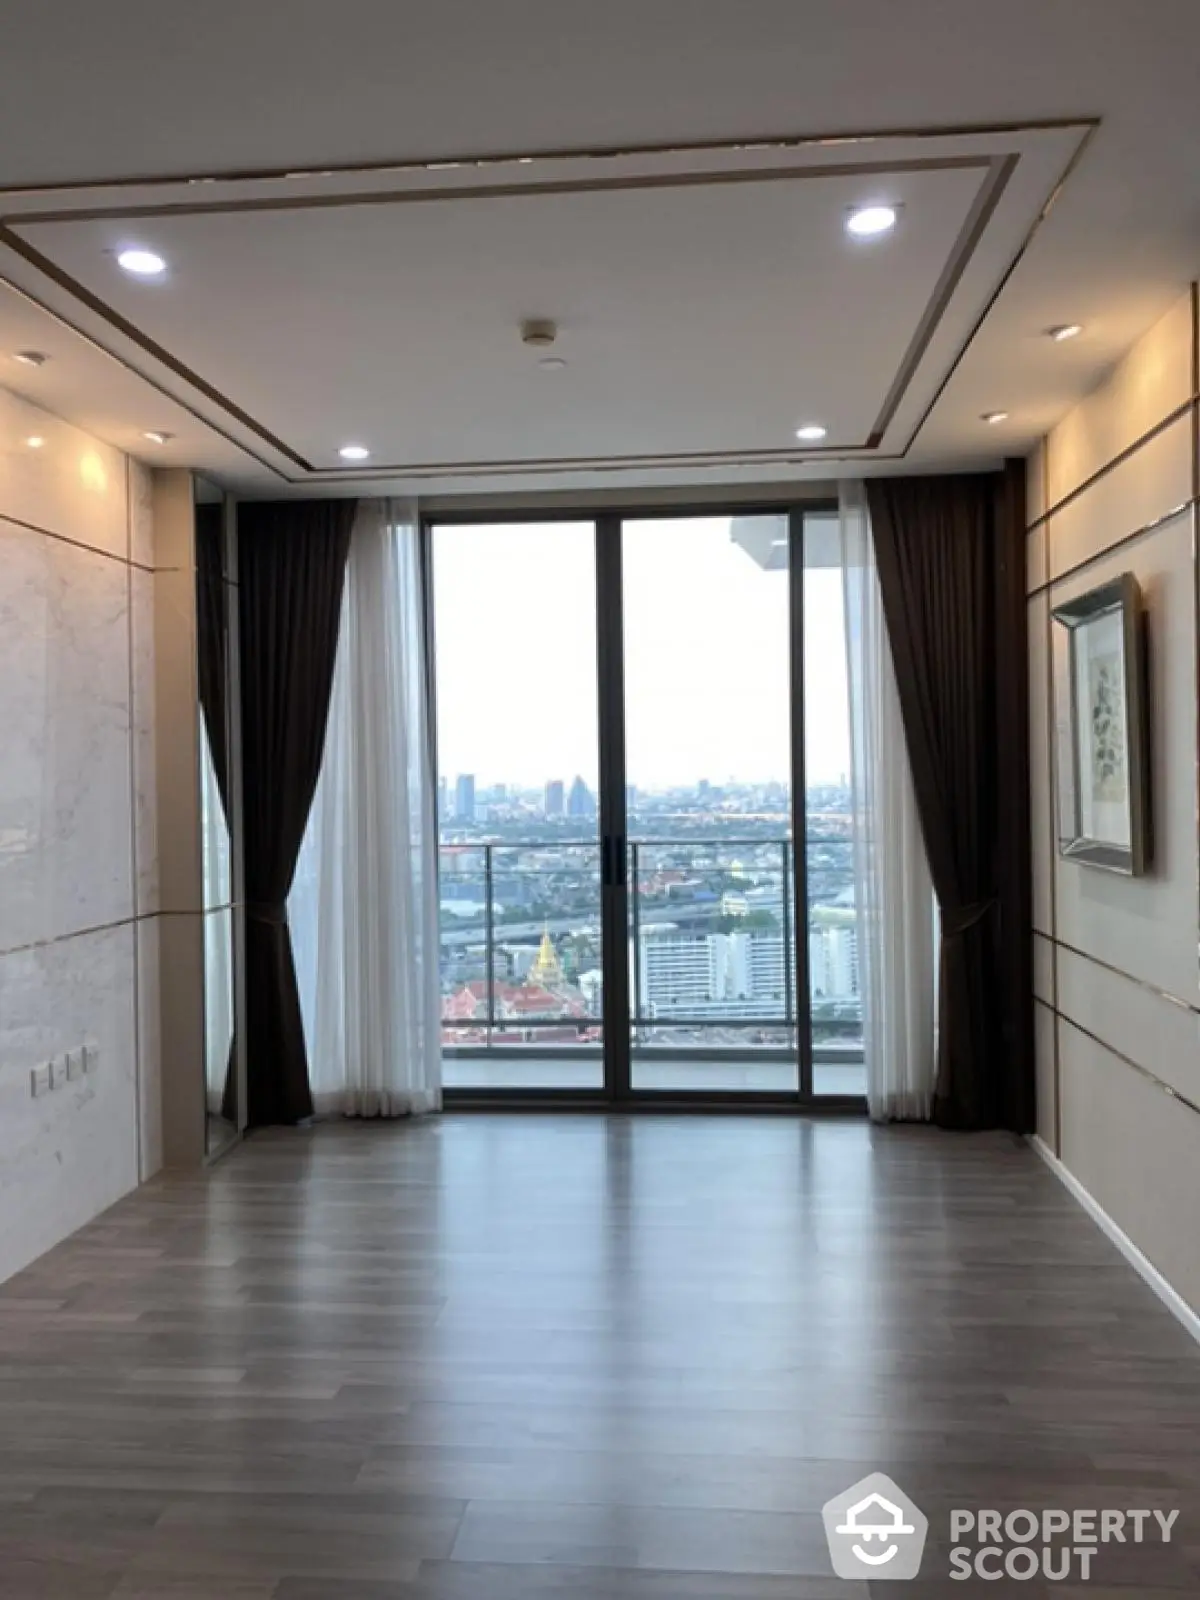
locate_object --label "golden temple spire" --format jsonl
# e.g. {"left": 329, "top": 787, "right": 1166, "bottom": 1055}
{"left": 527, "top": 923, "right": 563, "bottom": 987}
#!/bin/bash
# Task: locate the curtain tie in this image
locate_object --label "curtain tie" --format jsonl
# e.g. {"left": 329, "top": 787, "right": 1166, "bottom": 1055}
{"left": 246, "top": 902, "right": 288, "bottom": 927}
{"left": 942, "top": 897, "right": 997, "bottom": 939}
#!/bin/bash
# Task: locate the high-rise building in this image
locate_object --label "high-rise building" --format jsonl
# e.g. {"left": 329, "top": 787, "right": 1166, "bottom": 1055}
{"left": 808, "top": 923, "right": 859, "bottom": 1000}
{"left": 640, "top": 934, "right": 800, "bottom": 1017}
{"left": 454, "top": 773, "right": 476, "bottom": 822}
{"left": 544, "top": 779, "right": 564, "bottom": 817}
{"left": 438, "top": 776, "right": 448, "bottom": 820}
{"left": 567, "top": 775, "right": 596, "bottom": 820}
{"left": 728, "top": 931, "right": 787, "bottom": 1004}
{"left": 637, "top": 930, "right": 789, "bottom": 1018}
{"left": 638, "top": 935, "right": 720, "bottom": 1013}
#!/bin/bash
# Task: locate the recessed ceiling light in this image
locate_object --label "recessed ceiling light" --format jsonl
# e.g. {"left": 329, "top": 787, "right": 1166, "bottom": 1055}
{"left": 143, "top": 430, "right": 173, "bottom": 444}
{"left": 538, "top": 357, "right": 567, "bottom": 371}
{"left": 795, "top": 423, "right": 828, "bottom": 442}
{"left": 338, "top": 444, "right": 370, "bottom": 462}
{"left": 25, "top": 435, "right": 45, "bottom": 449}
{"left": 981, "top": 410, "right": 1009, "bottom": 425}
{"left": 116, "top": 247, "right": 167, "bottom": 278}
{"left": 1048, "top": 323, "right": 1083, "bottom": 342}
{"left": 846, "top": 204, "right": 897, "bottom": 238}
{"left": 13, "top": 349, "right": 48, "bottom": 367}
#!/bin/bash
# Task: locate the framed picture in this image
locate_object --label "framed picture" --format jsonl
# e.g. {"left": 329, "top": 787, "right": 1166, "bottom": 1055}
{"left": 1051, "top": 572, "right": 1150, "bottom": 875}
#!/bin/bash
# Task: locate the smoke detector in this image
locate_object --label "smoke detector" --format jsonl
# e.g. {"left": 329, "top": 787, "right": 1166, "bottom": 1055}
{"left": 521, "top": 319, "right": 558, "bottom": 348}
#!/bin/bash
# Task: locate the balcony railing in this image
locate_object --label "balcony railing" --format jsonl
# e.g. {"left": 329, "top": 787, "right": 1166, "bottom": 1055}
{"left": 438, "top": 836, "right": 863, "bottom": 1061}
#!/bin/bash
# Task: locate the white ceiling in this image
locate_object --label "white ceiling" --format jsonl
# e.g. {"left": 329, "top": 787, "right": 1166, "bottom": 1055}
{"left": 0, "top": 0, "right": 1198, "bottom": 498}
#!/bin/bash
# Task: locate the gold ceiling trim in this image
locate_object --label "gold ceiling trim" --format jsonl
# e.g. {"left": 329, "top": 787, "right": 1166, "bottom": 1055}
{"left": 0, "top": 119, "right": 1096, "bottom": 483}
{"left": 0, "top": 116, "right": 1099, "bottom": 200}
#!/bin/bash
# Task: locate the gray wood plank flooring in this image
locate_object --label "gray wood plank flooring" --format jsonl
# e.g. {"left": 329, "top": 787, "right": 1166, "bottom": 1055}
{"left": 0, "top": 1115, "right": 1197, "bottom": 1596}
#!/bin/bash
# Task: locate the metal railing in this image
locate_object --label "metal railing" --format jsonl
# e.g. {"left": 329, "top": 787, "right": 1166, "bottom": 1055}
{"left": 438, "top": 836, "right": 862, "bottom": 1057}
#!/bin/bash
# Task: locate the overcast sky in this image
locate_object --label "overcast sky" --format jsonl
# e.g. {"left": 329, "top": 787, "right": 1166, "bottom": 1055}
{"left": 432, "top": 517, "right": 850, "bottom": 793}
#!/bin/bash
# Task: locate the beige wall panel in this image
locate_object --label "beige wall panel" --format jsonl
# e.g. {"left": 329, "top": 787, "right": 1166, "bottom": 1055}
{"left": 131, "top": 565, "right": 158, "bottom": 917}
{"left": 1055, "top": 941, "right": 1198, "bottom": 1107}
{"left": 0, "top": 387, "right": 128, "bottom": 559}
{"left": 1034, "top": 999, "right": 1057, "bottom": 1151}
{"left": 1051, "top": 511, "right": 1197, "bottom": 1001}
{"left": 1026, "top": 519, "right": 1048, "bottom": 595}
{"left": 129, "top": 458, "right": 154, "bottom": 569}
{"left": 157, "top": 912, "right": 206, "bottom": 1169}
{"left": 1060, "top": 1020, "right": 1200, "bottom": 1316}
{"left": 1047, "top": 292, "right": 1195, "bottom": 508}
{"left": 137, "top": 916, "right": 163, "bottom": 1181}
{"left": 1027, "top": 589, "right": 1054, "bottom": 936}
{"left": 152, "top": 474, "right": 202, "bottom": 917}
{"left": 1033, "top": 930, "right": 1055, "bottom": 1005}
{"left": 1026, "top": 436, "right": 1047, "bottom": 527}
{"left": 1045, "top": 412, "right": 1192, "bottom": 585}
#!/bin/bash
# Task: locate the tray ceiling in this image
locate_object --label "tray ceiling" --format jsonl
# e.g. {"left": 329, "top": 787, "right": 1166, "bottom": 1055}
{"left": 0, "top": 122, "right": 1090, "bottom": 492}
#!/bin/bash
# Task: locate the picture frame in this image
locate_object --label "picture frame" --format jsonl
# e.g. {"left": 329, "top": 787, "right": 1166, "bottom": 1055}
{"left": 1051, "top": 572, "right": 1150, "bottom": 875}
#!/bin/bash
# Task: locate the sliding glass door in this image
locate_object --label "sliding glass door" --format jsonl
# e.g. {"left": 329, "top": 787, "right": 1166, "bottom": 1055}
{"left": 800, "top": 511, "right": 867, "bottom": 1098}
{"left": 432, "top": 522, "right": 604, "bottom": 1090}
{"left": 430, "top": 507, "right": 865, "bottom": 1105}
{"left": 620, "top": 514, "right": 800, "bottom": 1094}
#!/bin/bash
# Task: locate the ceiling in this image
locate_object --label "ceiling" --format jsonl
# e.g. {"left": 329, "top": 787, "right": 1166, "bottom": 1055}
{"left": 0, "top": 1, "right": 1197, "bottom": 499}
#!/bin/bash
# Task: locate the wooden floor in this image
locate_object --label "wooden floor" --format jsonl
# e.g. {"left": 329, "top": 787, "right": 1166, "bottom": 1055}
{"left": 0, "top": 1115, "right": 1198, "bottom": 1597}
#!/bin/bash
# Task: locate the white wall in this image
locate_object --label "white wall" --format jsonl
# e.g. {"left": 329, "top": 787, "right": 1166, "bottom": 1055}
{"left": 1027, "top": 289, "right": 1200, "bottom": 1315}
{"left": 0, "top": 387, "right": 161, "bottom": 1284}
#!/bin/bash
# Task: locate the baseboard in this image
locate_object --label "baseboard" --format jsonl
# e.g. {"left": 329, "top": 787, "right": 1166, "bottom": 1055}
{"left": 1028, "top": 1134, "right": 1200, "bottom": 1347}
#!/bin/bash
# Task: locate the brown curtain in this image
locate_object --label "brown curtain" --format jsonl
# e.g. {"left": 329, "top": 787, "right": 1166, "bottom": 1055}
{"left": 235, "top": 498, "right": 356, "bottom": 1126}
{"left": 867, "top": 464, "right": 1033, "bottom": 1132}
{"left": 194, "top": 503, "right": 229, "bottom": 813}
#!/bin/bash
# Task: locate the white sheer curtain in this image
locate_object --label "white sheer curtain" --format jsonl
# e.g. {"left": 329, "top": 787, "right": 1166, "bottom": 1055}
{"left": 290, "top": 498, "right": 442, "bottom": 1117}
{"left": 840, "top": 482, "right": 937, "bottom": 1121}
{"left": 199, "top": 719, "right": 234, "bottom": 1113}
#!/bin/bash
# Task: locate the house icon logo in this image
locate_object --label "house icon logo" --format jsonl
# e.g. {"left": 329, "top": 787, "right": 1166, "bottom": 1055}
{"left": 822, "top": 1472, "right": 928, "bottom": 1580}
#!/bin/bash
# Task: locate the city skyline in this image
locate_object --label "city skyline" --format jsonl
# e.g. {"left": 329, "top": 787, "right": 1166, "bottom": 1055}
{"left": 432, "top": 517, "right": 851, "bottom": 790}
{"left": 441, "top": 773, "right": 829, "bottom": 796}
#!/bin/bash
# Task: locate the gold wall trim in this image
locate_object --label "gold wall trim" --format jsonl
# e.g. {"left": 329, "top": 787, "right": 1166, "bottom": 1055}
{"left": 0, "top": 507, "right": 155, "bottom": 571}
{"left": 1033, "top": 928, "right": 1200, "bottom": 1016}
{"left": 0, "top": 911, "right": 158, "bottom": 963}
{"left": 1025, "top": 397, "right": 1198, "bottom": 531}
{"left": 1025, "top": 493, "right": 1197, "bottom": 598}
{"left": 1038, "top": 999, "right": 1200, "bottom": 1122}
